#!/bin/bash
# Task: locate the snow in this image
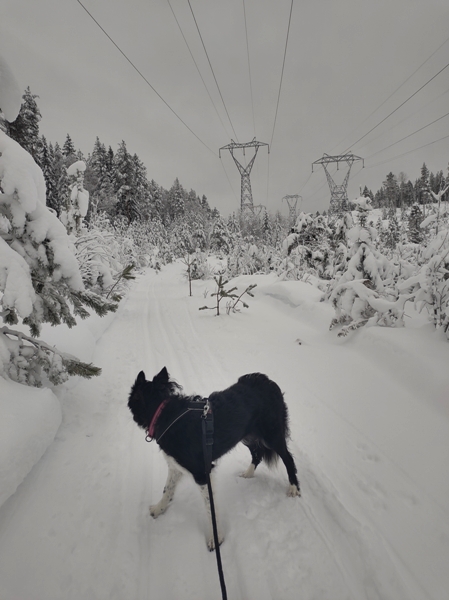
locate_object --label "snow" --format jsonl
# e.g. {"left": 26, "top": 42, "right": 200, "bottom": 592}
{"left": 420, "top": 213, "right": 437, "bottom": 228}
{"left": 0, "top": 262, "right": 448, "bottom": 599}
{"left": 0, "top": 236, "right": 35, "bottom": 317}
{"left": 0, "top": 131, "right": 84, "bottom": 308}
{"left": 67, "top": 160, "right": 87, "bottom": 177}
{"left": 352, "top": 196, "right": 373, "bottom": 211}
{"left": 0, "top": 130, "right": 46, "bottom": 214}
{"left": 0, "top": 378, "right": 61, "bottom": 508}
{"left": 77, "top": 190, "right": 89, "bottom": 217}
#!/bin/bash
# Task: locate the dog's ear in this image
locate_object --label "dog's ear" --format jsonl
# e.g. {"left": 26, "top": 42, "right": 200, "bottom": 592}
{"left": 137, "top": 370, "right": 146, "bottom": 383}
{"left": 154, "top": 366, "right": 169, "bottom": 382}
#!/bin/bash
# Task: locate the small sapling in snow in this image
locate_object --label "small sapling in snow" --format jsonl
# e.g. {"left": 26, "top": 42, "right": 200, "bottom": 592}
{"left": 199, "top": 276, "right": 256, "bottom": 316}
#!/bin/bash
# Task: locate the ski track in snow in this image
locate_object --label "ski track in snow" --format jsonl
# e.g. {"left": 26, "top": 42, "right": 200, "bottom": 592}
{"left": 0, "top": 263, "right": 446, "bottom": 599}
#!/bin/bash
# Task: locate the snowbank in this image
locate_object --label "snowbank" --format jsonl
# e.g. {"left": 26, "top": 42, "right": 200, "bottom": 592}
{"left": 0, "top": 378, "right": 61, "bottom": 508}
{"left": 0, "top": 300, "right": 119, "bottom": 510}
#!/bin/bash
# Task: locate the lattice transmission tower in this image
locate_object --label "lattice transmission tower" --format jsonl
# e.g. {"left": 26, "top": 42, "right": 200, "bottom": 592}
{"left": 282, "top": 194, "right": 301, "bottom": 226}
{"left": 220, "top": 138, "right": 269, "bottom": 214}
{"left": 312, "top": 153, "right": 364, "bottom": 214}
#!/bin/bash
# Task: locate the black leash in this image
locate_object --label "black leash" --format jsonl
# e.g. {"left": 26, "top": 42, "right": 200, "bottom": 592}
{"left": 201, "top": 401, "right": 228, "bottom": 600}
{"left": 146, "top": 396, "right": 228, "bottom": 599}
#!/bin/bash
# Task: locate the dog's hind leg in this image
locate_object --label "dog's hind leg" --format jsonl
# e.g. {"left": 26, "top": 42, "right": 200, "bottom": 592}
{"left": 277, "top": 445, "right": 301, "bottom": 497}
{"left": 198, "top": 479, "right": 224, "bottom": 551}
{"left": 265, "top": 435, "right": 301, "bottom": 497}
{"left": 150, "top": 454, "right": 183, "bottom": 518}
{"left": 240, "top": 440, "right": 263, "bottom": 478}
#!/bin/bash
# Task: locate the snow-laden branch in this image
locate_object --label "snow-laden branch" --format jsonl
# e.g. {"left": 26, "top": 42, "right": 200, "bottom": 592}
{"left": 0, "top": 326, "right": 101, "bottom": 386}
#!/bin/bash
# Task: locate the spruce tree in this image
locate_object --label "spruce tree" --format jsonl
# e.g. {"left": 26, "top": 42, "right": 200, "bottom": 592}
{"left": 383, "top": 172, "right": 399, "bottom": 216}
{"left": 38, "top": 135, "right": 57, "bottom": 212}
{"left": 8, "top": 87, "right": 41, "bottom": 162}
{"left": 132, "top": 153, "right": 150, "bottom": 216}
{"left": 385, "top": 215, "right": 400, "bottom": 250}
{"left": 210, "top": 217, "right": 232, "bottom": 254}
{"left": 419, "top": 163, "right": 430, "bottom": 211}
{"left": 148, "top": 180, "right": 163, "bottom": 220}
{"left": 201, "top": 194, "right": 211, "bottom": 213}
{"left": 54, "top": 144, "right": 70, "bottom": 218}
{"left": 62, "top": 133, "right": 76, "bottom": 160}
{"left": 167, "top": 178, "right": 185, "bottom": 221}
{"left": 113, "top": 140, "right": 139, "bottom": 223}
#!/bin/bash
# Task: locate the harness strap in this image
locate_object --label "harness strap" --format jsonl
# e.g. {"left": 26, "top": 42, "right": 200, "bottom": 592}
{"left": 201, "top": 406, "right": 214, "bottom": 474}
{"left": 147, "top": 398, "right": 169, "bottom": 439}
{"left": 146, "top": 399, "right": 208, "bottom": 443}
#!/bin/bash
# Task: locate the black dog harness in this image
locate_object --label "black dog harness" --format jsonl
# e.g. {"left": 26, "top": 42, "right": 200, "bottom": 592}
{"left": 145, "top": 398, "right": 210, "bottom": 444}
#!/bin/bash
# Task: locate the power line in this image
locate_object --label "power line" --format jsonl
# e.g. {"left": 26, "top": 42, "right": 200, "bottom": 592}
{"left": 270, "top": 0, "right": 294, "bottom": 148}
{"left": 366, "top": 111, "right": 449, "bottom": 160}
{"left": 367, "top": 133, "right": 449, "bottom": 170}
{"left": 362, "top": 85, "right": 449, "bottom": 149}
{"left": 187, "top": 0, "right": 239, "bottom": 141}
{"left": 297, "top": 171, "right": 313, "bottom": 195}
{"left": 343, "top": 61, "right": 449, "bottom": 153}
{"left": 243, "top": 0, "right": 256, "bottom": 137}
{"left": 331, "top": 33, "right": 449, "bottom": 154}
{"left": 75, "top": 0, "right": 217, "bottom": 156}
{"left": 167, "top": 0, "right": 231, "bottom": 140}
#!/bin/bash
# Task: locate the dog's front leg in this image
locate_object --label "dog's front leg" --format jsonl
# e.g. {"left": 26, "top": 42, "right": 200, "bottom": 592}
{"left": 150, "top": 454, "right": 183, "bottom": 518}
{"left": 199, "top": 480, "right": 224, "bottom": 551}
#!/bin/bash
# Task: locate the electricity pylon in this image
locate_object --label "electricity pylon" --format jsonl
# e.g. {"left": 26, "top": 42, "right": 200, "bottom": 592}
{"left": 312, "top": 153, "right": 364, "bottom": 214}
{"left": 220, "top": 138, "right": 269, "bottom": 214}
{"left": 282, "top": 194, "right": 301, "bottom": 226}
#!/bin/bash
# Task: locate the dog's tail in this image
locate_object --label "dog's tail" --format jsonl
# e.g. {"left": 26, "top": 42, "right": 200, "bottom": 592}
{"left": 260, "top": 444, "right": 279, "bottom": 467}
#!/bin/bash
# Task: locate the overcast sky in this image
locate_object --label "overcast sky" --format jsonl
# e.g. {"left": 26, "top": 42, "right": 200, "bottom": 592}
{"left": 0, "top": 0, "right": 448, "bottom": 216}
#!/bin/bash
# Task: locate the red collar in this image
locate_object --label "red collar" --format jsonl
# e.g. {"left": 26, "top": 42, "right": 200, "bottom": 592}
{"left": 148, "top": 399, "right": 169, "bottom": 439}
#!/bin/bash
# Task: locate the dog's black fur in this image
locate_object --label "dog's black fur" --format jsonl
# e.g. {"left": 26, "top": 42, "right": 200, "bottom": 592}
{"left": 128, "top": 367, "right": 300, "bottom": 493}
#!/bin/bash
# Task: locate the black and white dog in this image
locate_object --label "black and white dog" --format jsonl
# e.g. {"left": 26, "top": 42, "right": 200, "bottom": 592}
{"left": 128, "top": 367, "right": 300, "bottom": 549}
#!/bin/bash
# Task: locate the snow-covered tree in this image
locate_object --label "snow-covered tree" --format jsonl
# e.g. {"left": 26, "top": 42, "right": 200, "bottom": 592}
{"left": 52, "top": 143, "right": 70, "bottom": 217}
{"left": 37, "top": 136, "right": 58, "bottom": 213}
{"left": 165, "top": 178, "right": 185, "bottom": 222}
{"left": 383, "top": 172, "right": 399, "bottom": 215}
{"left": 73, "top": 212, "right": 136, "bottom": 300}
{"left": 408, "top": 204, "right": 424, "bottom": 244}
{"left": 62, "top": 134, "right": 76, "bottom": 161}
{"left": 113, "top": 140, "right": 139, "bottom": 223}
{"left": 60, "top": 160, "right": 89, "bottom": 234}
{"left": 398, "top": 226, "right": 449, "bottom": 338}
{"left": 210, "top": 216, "right": 232, "bottom": 255}
{"left": 430, "top": 182, "right": 449, "bottom": 234}
{"left": 7, "top": 87, "right": 41, "bottom": 163}
{"left": 329, "top": 197, "right": 402, "bottom": 336}
{"left": 0, "top": 131, "right": 116, "bottom": 386}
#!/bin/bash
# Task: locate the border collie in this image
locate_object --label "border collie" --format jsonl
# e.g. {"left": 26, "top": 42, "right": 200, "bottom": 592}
{"left": 128, "top": 367, "right": 300, "bottom": 550}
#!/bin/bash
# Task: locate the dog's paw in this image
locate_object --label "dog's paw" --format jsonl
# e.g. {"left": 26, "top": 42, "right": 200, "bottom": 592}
{"left": 149, "top": 503, "right": 166, "bottom": 518}
{"left": 240, "top": 464, "right": 256, "bottom": 479}
{"left": 287, "top": 484, "right": 301, "bottom": 497}
{"left": 207, "top": 532, "right": 225, "bottom": 552}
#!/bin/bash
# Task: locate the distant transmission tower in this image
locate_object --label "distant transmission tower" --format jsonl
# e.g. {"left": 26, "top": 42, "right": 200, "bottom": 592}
{"left": 282, "top": 194, "right": 301, "bottom": 226}
{"left": 220, "top": 138, "right": 269, "bottom": 213}
{"left": 312, "top": 153, "right": 364, "bottom": 214}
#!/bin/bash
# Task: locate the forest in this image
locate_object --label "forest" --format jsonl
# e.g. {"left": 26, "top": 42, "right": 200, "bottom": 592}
{"left": 1, "top": 87, "right": 448, "bottom": 387}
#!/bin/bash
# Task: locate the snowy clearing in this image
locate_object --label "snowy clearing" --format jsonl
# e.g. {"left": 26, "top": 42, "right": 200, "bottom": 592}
{"left": 0, "top": 262, "right": 448, "bottom": 600}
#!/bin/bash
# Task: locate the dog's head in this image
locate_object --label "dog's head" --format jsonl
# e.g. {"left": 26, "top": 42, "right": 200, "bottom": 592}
{"left": 128, "top": 367, "right": 180, "bottom": 429}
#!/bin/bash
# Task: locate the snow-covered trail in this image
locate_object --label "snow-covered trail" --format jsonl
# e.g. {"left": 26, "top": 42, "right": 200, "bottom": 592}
{"left": 0, "top": 264, "right": 447, "bottom": 599}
